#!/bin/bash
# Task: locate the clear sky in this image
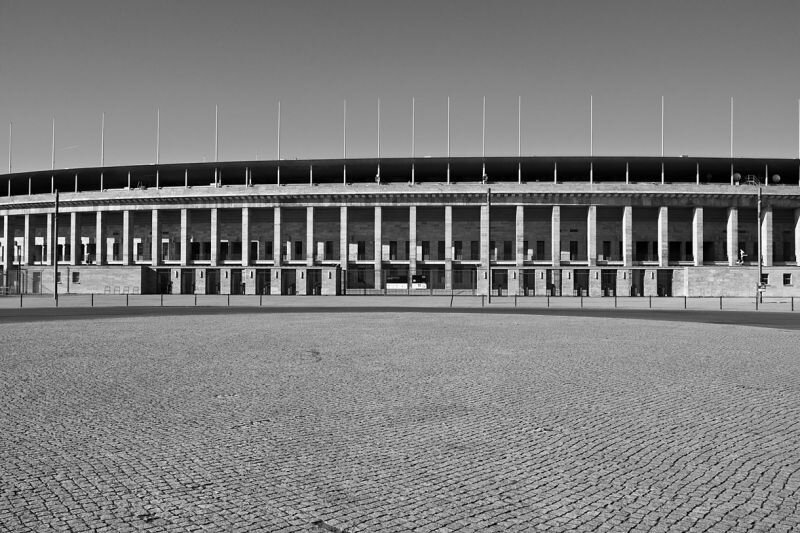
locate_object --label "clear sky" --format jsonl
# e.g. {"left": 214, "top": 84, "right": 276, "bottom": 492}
{"left": 1, "top": 0, "right": 798, "bottom": 173}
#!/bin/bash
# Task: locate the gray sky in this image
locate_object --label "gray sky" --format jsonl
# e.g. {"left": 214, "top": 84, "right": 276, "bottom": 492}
{"left": 1, "top": 0, "right": 798, "bottom": 173}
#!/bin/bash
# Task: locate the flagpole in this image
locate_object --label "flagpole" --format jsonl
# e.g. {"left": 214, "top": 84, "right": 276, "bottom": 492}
{"left": 214, "top": 105, "right": 219, "bottom": 186}
{"left": 730, "top": 96, "right": 734, "bottom": 185}
{"left": 7, "top": 122, "right": 11, "bottom": 174}
{"left": 517, "top": 95, "right": 522, "bottom": 183}
{"left": 277, "top": 100, "right": 281, "bottom": 185}
{"left": 343, "top": 99, "right": 347, "bottom": 184}
{"left": 376, "top": 97, "right": 381, "bottom": 182}
{"left": 100, "top": 113, "right": 105, "bottom": 189}
{"left": 411, "top": 97, "right": 415, "bottom": 185}
{"left": 590, "top": 94, "right": 593, "bottom": 183}
{"left": 661, "top": 96, "right": 665, "bottom": 184}
{"left": 482, "top": 96, "right": 486, "bottom": 181}
{"left": 446, "top": 96, "right": 451, "bottom": 184}
{"left": 156, "top": 108, "right": 160, "bottom": 188}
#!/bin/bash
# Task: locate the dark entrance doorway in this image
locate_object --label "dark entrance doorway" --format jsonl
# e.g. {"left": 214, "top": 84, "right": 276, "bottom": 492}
{"left": 573, "top": 269, "right": 589, "bottom": 296}
{"left": 521, "top": 269, "right": 536, "bottom": 296}
{"left": 491, "top": 269, "right": 508, "bottom": 296}
{"left": 206, "top": 269, "right": 220, "bottom": 294}
{"left": 281, "top": 269, "right": 297, "bottom": 295}
{"left": 600, "top": 270, "right": 617, "bottom": 296}
{"left": 230, "top": 269, "right": 243, "bottom": 295}
{"left": 256, "top": 269, "right": 270, "bottom": 294}
{"left": 156, "top": 269, "right": 171, "bottom": 294}
{"left": 546, "top": 269, "right": 561, "bottom": 296}
{"left": 181, "top": 269, "right": 194, "bottom": 294}
{"left": 631, "top": 269, "right": 645, "bottom": 296}
{"left": 306, "top": 268, "right": 322, "bottom": 295}
{"left": 656, "top": 269, "right": 673, "bottom": 296}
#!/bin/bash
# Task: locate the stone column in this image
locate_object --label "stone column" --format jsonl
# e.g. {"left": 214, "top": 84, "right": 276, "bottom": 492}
{"left": 70, "top": 212, "right": 78, "bottom": 266}
{"left": 726, "top": 207, "right": 738, "bottom": 266}
{"left": 210, "top": 208, "right": 219, "bottom": 266}
{"left": 551, "top": 205, "right": 561, "bottom": 265}
{"left": 96, "top": 211, "right": 105, "bottom": 266}
{"left": 45, "top": 213, "right": 53, "bottom": 266}
{"left": 692, "top": 207, "right": 703, "bottom": 266}
{"left": 373, "top": 206, "right": 382, "bottom": 288}
{"left": 306, "top": 206, "right": 314, "bottom": 266}
{"left": 622, "top": 206, "right": 633, "bottom": 267}
{"left": 3, "top": 216, "right": 13, "bottom": 268}
{"left": 761, "top": 205, "right": 773, "bottom": 267}
{"left": 587, "top": 205, "right": 597, "bottom": 266}
{"left": 122, "top": 211, "right": 132, "bottom": 265}
{"left": 273, "top": 207, "right": 282, "bottom": 266}
{"left": 150, "top": 210, "right": 159, "bottom": 267}
{"left": 794, "top": 208, "right": 800, "bottom": 267}
{"left": 339, "top": 206, "right": 348, "bottom": 267}
{"left": 180, "top": 208, "right": 188, "bottom": 265}
{"left": 658, "top": 206, "right": 668, "bottom": 267}
{"left": 409, "top": 206, "right": 417, "bottom": 277}
{"left": 241, "top": 207, "right": 249, "bottom": 266}
{"left": 515, "top": 205, "right": 524, "bottom": 267}
{"left": 477, "top": 204, "right": 489, "bottom": 295}
{"left": 444, "top": 205, "right": 453, "bottom": 290}
{"left": 23, "top": 214, "right": 32, "bottom": 265}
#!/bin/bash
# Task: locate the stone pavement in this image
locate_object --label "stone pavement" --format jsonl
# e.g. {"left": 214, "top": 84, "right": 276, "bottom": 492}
{"left": 1, "top": 312, "right": 799, "bottom": 531}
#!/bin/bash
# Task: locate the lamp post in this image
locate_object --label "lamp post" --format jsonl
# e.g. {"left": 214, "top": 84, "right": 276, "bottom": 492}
{"left": 733, "top": 171, "right": 780, "bottom": 304}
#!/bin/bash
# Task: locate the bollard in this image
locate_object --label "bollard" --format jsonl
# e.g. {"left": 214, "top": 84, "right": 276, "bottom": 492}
{"left": 160, "top": 293, "right": 163, "bottom": 307}
{"left": 580, "top": 295, "right": 583, "bottom": 309}
{"left": 481, "top": 295, "right": 485, "bottom": 308}
{"left": 259, "top": 294, "right": 262, "bottom": 307}
{"left": 450, "top": 292, "right": 454, "bottom": 308}
{"left": 515, "top": 294, "right": 517, "bottom": 308}
{"left": 684, "top": 296, "right": 687, "bottom": 309}
{"left": 227, "top": 294, "right": 230, "bottom": 307}
{"left": 792, "top": 297, "right": 795, "bottom": 312}
{"left": 126, "top": 294, "right": 129, "bottom": 307}
{"left": 755, "top": 289, "right": 759, "bottom": 311}
{"left": 195, "top": 294, "right": 197, "bottom": 306}
{"left": 19, "top": 291, "right": 22, "bottom": 308}
{"left": 614, "top": 295, "right": 617, "bottom": 308}
{"left": 547, "top": 294, "right": 550, "bottom": 308}
{"left": 91, "top": 293, "right": 94, "bottom": 307}
{"left": 719, "top": 296, "right": 722, "bottom": 310}
{"left": 649, "top": 295, "right": 652, "bottom": 309}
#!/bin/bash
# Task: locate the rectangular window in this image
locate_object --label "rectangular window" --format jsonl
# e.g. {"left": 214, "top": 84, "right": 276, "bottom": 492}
{"left": 161, "top": 242, "right": 169, "bottom": 261}
{"left": 523, "top": 240, "right": 529, "bottom": 260}
{"left": 503, "top": 241, "right": 512, "bottom": 261}
{"left": 294, "top": 240, "right": 303, "bottom": 259}
{"left": 602, "top": 241, "right": 611, "bottom": 260}
{"left": 652, "top": 241, "right": 658, "bottom": 262}
{"left": 454, "top": 241, "right": 463, "bottom": 260}
{"left": 231, "top": 241, "right": 242, "bottom": 259}
{"left": 134, "top": 243, "right": 141, "bottom": 261}
{"left": 265, "top": 241, "right": 273, "bottom": 260}
{"left": 250, "top": 241, "right": 259, "bottom": 261}
{"left": 536, "top": 241, "right": 545, "bottom": 260}
{"left": 421, "top": 241, "right": 430, "bottom": 261}
{"left": 685, "top": 241, "right": 693, "bottom": 261}
{"left": 489, "top": 240, "right": 496, "bottom": 261}
{"left": 220, "top": 241, "right": 229, "bottom": 261}
{"left": 761, "top": 273, "right": 769, "bottom": 286}
{"left": 783, "top": 273, "right": 792, "bottom": 286}
{"left": 325, "top": 241, "right": 333, "bottom": 260}
{"left": 437, "top": 241, "right": 445, "bottom": 260}
{"left": 357, "top": 241, "right": 366, "bottom": 261}
{"left": 56, "top": 272, "right": 62, "bottom": 283}
{"left": 389, "top": 241, "right": 397, "bottom": 260}
{"left": 569, "top": 240, "right": 578, "bottom": 260}
{"left": 471, "top": 241, "right": 479, "bottom": 261}
{"left": 72, "top": 271, "right": 80, "bottom": 284}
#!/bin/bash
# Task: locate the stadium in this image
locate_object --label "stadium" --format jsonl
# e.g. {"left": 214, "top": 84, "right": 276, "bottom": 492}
{"left": 1, "top": 154, "right": 799, "bottom": 298}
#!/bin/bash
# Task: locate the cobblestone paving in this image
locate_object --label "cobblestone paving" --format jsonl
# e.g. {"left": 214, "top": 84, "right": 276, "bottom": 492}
{"left": 2, "top": 313, "right": 799, "bottom": 532}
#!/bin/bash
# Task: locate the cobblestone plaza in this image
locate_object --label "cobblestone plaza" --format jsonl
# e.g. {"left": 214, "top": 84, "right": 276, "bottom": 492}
{"left": 2, "top": 312, "right": 799, "bottom": 531}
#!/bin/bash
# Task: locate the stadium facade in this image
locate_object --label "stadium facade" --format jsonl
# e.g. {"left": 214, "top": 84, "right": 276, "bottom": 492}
{"left": 1, "top": 155, "right": 799, "bottom": 298}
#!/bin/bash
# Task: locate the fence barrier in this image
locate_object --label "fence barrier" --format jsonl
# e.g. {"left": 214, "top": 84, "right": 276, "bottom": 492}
{"left": 0, "top": 293, "right": 798, "bottom": 313}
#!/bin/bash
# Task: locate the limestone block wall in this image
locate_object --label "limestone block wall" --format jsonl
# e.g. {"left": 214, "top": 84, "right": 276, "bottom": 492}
{"left": 560, "top": 206, "right": 589, "bottom": 261}
{"left": 489, "top": 206, "right": 515, "bottom": 261}
{"left": 417, "top": 207, "right": 446, "bottom": 260}
{"left": 23, "top": 265, "right": 146, "bottom": 294}
{"left": 523, "top": 207, "right": 552, "bottom": 261}
{"left": 249, "top": 208, "right": 274, "bottom": 261}
{"left": 314, "top": 208, "right": 341, "bottom": 261}
{"left": 452, "top": 207, "right": 481, "bottom": 260}
{"left": 381, "top": 207, "right": 410, "bottom": 260}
